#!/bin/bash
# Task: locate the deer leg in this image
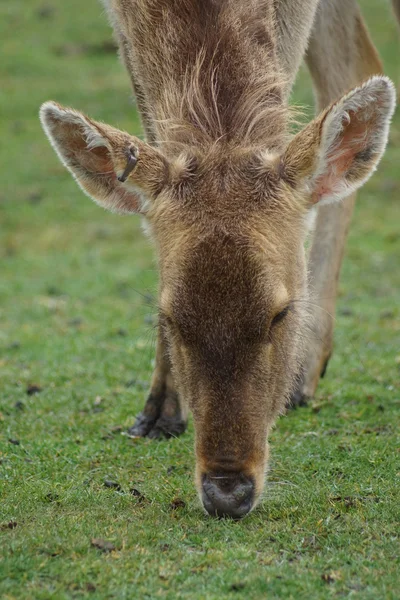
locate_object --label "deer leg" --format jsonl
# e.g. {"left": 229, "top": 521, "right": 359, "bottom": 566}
{"left": 290, "top": 0, "right": 384, "bottom": 405}
{"left": 393, "top": 0, "right": 400, "bottom": 95}
{"left": 127, "top": 333, "right": 188, "bottom": 439}
{"left": 393, "top": 0, "right": 400, "bottom": 25}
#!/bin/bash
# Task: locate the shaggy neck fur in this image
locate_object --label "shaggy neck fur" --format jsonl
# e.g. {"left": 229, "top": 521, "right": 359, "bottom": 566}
{"left": 104, "top": 0, "right": 288, "bottom": 151}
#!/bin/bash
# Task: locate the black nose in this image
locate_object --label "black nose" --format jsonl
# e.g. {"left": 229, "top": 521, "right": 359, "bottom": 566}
{"left": 201, "top": 473, "right": 254, "bottom": 519}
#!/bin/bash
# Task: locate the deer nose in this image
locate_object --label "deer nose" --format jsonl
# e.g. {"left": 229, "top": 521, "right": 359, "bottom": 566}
{"left": 201, "top": 473, "right": 254, "bottom": 519}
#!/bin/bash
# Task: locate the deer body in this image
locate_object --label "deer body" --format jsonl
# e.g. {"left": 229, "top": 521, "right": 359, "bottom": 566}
{"left": 40, "top": 0, "right": 397, "bottom": 518}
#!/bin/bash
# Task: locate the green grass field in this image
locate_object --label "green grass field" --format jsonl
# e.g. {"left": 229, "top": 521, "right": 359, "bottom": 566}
{"left": 1, "top": 1, "right": 399, "bottom": 598}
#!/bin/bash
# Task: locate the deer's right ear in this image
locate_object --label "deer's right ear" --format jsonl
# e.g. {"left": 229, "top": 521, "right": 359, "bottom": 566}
{"left": 40, "top": 102, "right": 170, "bottom": 214}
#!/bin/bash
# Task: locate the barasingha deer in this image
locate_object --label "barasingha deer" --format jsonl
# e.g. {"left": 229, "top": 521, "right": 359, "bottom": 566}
{"left": 40, "top": 0, "right": 397, "bottom": 518}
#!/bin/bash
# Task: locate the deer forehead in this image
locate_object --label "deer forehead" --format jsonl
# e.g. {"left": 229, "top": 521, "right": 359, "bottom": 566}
{"left": 158, "top": 234, "right": 292, "bottom": 323}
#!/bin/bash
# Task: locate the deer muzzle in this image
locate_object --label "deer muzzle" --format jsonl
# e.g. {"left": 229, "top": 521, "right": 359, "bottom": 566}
{"left": 201, "top": 472, "right": 255, "bottom": 519}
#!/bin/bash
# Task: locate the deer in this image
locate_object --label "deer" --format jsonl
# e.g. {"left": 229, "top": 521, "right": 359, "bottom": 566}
{"left": 40, "top": 0, "right": 397, "bottom": 519}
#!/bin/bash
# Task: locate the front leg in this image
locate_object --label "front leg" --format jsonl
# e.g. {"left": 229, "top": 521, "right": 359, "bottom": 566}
{"left": 291, "top": 0, "right": 384, "bottom": 406}
{"left": 290, "top": 196, "right": 356, "bottom": 406}
{"left": 127, "top": 333, "right": 188, "bottom": 439}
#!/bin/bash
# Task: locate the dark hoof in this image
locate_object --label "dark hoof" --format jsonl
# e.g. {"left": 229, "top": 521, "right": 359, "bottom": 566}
{"left": 147, "top": 416, "right": 187, "bottom": 439}
{"left": 127, "top": 412, "right": 157, "bottom": 438}
{"left": 127, "top": 412, "right": 187, "bottom": 439}
{"left": 287, "top": 387, "right": 308, "bottom": 409}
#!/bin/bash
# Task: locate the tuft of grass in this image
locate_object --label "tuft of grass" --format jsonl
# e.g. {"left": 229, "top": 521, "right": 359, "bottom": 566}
{"left": 1, "top": 1, "right": 399, "bottom": 598}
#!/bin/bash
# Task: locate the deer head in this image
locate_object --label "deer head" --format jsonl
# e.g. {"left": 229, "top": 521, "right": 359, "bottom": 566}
{"left": 40, "top": 74, "right": 395, "bottom": 517}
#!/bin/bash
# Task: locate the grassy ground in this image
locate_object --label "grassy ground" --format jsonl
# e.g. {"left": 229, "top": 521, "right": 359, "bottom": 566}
{"left": 1, "top": 1, "right": 399, "bottom": 598}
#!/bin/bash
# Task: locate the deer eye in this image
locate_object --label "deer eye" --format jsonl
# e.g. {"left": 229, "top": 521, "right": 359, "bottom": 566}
{"left": 271, "top": 305, "right": 290, "bottom": 327}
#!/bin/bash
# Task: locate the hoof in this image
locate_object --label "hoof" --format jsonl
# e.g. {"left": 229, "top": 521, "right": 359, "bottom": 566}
{"left": 287, "top": 387, "right": 308, "bottom": 409}
{"left": 127, "top": 412, "right": 187, "bottom": 439}
{"left": 147, "top": 416, "right": 187, "bottom": 439}
{"left": 127, "top": 412, "right": 157, "bottom": 438}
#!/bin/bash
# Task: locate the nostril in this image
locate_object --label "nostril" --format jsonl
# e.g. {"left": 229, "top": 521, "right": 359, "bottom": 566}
{"left": 233, "top": 485, "right": 250, "bottom": 503}
{"left": 202, "top": 473, "right": 254, "bottom": 519}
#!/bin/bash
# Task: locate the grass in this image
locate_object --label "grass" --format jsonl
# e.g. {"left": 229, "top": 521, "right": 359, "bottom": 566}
{"left": 0, "top": 1, "right": 399, "bottom": 598}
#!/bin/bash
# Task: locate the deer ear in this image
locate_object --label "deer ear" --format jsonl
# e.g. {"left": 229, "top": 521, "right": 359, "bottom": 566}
{"left": 282, "top": 76, "right": 396, "bottom": 206}
{"left": 40, "top": 102, "right": 169, "bottom": 214}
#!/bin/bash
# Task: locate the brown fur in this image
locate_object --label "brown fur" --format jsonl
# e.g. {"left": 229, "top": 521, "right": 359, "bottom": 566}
{"left": 40, "top": 0, "right": 397, "bottom": 515}
{"left": 149, "top": 151, "right": 309, "bottom": 497}
{"left": 103, "top": 0, "right": 289, "bottom": 148}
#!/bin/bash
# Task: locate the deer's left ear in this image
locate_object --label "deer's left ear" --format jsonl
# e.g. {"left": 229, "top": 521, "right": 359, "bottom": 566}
{"left": 40, "top": 102, "right": 170, "bottom": 214}
{"left": 281, "top": 76, "right": 396, "bottom": 206}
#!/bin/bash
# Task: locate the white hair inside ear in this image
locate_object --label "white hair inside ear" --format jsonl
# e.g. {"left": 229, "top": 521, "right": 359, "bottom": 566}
{"left": 310, "top": 76, "right": 396, "bottom": 206}
{"left": 281, "top": 76, "right": 396, "bottom": 210}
